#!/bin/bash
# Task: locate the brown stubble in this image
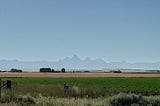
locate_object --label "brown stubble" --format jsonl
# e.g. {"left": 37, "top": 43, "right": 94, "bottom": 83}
{"left": 1, "top": 72, "right": 160, "bottom": 78}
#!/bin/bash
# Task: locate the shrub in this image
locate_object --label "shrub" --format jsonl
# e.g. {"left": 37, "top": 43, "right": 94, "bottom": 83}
{"left": 0, "top": 92, "right": 36, "bottom": 105}
{"left": 110, "top": 93, "right": 160, "bottom": 106}
{"left": 0, "top": 90, "right": 17, "bottom": 103}
{"left": 16, "top": 94, "right": 36, "bottom": 105}
{"left": 110, "top": 93, "right": 143, "bottom": 106}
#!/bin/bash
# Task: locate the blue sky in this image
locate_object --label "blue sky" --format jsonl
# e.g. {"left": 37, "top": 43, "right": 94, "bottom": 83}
{"left": 0, "top": 0, "right": 160, "bottom": 62}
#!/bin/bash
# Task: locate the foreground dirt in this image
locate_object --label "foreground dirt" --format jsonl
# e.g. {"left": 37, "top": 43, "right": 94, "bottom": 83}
{"left": 1, "top": 72, "right": 160, "bottom": 78}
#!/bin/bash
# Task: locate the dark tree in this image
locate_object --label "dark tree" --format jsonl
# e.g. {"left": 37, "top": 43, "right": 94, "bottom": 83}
{"left": 61, "top": 68, "right": 65, "bottom": 73}
{"left": 51, "top": 69, "right": 55, "bottom": 72}
{"left": 10, "top": 69, "right": 22, "bottom": 72}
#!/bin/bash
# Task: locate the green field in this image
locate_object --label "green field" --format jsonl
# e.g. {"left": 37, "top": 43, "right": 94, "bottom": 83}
{"left": 1, "top": 77, "right": 160, "bottom": 105}
{"left": 4, "top": 77, "right": 160, "bottom": 97}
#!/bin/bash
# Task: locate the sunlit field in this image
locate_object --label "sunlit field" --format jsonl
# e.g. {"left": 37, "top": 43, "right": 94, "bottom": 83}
{"left": 1, "top": 77, "right": 160, "bottom": 105}
{"left": 5, "top": 77, "right": 160, "bottom": 96}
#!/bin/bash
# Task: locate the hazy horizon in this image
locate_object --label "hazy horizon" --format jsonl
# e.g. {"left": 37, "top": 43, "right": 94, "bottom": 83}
{"left": 1, "top": 55, "right": 160, "bottom": 71}
{"left": 0, "top": 55, "right": 160, "bottom": 63}
{"left": 0, "top": 0, "right": 160, "bottom": 63}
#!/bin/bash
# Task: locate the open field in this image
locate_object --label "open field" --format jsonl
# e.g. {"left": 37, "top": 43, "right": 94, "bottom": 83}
{"left": 1, "top": 72, "right": 160, "bottom": 78}
{"left": 2, "top": 77, "right": 160, "bottom": 105}
{"left": 2, "top": 73, "right": 160, "bottom": 105}
{"left": 3, "top": 77, "right": 160, "bottom": 96}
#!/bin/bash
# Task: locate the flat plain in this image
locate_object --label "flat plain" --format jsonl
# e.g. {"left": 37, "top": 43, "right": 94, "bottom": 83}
{"left": 1, "top": 72, "right": 160, "bottom": 78}
{"left": 2, "top": 73, "right": 160, "bottom": 105}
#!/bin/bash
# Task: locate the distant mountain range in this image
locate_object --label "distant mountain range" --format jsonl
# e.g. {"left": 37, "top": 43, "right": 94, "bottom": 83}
{"left": 0, "top": 55, "right": 160, "bottom": 71}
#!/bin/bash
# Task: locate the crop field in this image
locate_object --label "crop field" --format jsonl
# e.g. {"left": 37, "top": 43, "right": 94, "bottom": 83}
{"left": 3, "top": 77, "right": 160, "bottom": 96}
{"left": 2, "top": 75, "right": 160, "bottom": 105}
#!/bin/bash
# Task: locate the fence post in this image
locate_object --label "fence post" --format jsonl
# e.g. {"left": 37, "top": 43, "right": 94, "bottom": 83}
{"left": 64, "top": 84, "right": 69, "bottom": 93}
{"left": 0, "top": 78, "right": 1, "bottom": 98}
{"left": 7, "top": 80, "right": 11, "bottom": 89}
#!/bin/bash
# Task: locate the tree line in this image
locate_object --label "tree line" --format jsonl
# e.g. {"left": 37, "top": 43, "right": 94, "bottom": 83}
{"left": 39, "top": 68, "right": 65, "bottom": 73}
{"left": 0, "top": 68, "right": 66, "bottom": 73}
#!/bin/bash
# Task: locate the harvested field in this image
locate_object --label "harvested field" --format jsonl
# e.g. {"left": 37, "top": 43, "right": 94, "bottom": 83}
{"left": 1, "top": 72, "right": 160, "bottom": 78}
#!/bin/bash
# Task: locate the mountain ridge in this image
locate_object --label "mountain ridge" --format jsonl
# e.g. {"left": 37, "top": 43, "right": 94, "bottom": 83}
{"left": 0, "top": 55, "right": 160, "bottom": 71}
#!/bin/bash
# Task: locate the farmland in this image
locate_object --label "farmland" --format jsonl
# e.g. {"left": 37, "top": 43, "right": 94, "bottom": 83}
{"left": 2, "top": 74, "right": 160, "bottom": 105}
{"left": 4, "top": 77, "right": 160, "bottom": 96}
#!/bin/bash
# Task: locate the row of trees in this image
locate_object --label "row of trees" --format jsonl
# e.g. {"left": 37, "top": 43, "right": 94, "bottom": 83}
{"left": 0, "top": 68, "right": 66, "bottom": 73}
{"left": 10, "top": 68, "right": 23, "bottom": 72}
{"left": 39, "top": 68, "right": 66, "bottom": 73}
{"left": 0, "top": 69, "right": 23, "bottom": 72}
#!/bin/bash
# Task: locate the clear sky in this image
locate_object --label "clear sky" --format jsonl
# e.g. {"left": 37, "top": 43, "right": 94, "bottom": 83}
{"left": 0, "top": 0, "right": 160, "bottom": 62}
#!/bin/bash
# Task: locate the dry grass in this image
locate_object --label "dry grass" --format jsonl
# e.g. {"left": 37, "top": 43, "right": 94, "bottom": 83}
{"left": 36, "top": 96, "right": 110, "bottom": 106}
{"left": 0, "top": 103, "right": 18, "bottom": 106}
{"left": 1, "top": 72, "right": 160, "bottom": 78}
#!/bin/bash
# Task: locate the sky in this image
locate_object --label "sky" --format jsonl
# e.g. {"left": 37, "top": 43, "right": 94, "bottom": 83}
{"left": 0, "top": 0, "right": 160, "bottom": 62}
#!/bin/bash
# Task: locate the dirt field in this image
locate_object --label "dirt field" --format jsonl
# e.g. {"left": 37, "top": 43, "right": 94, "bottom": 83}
{"left": 1, "top": 72, "right": 160, "bottom": 78}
